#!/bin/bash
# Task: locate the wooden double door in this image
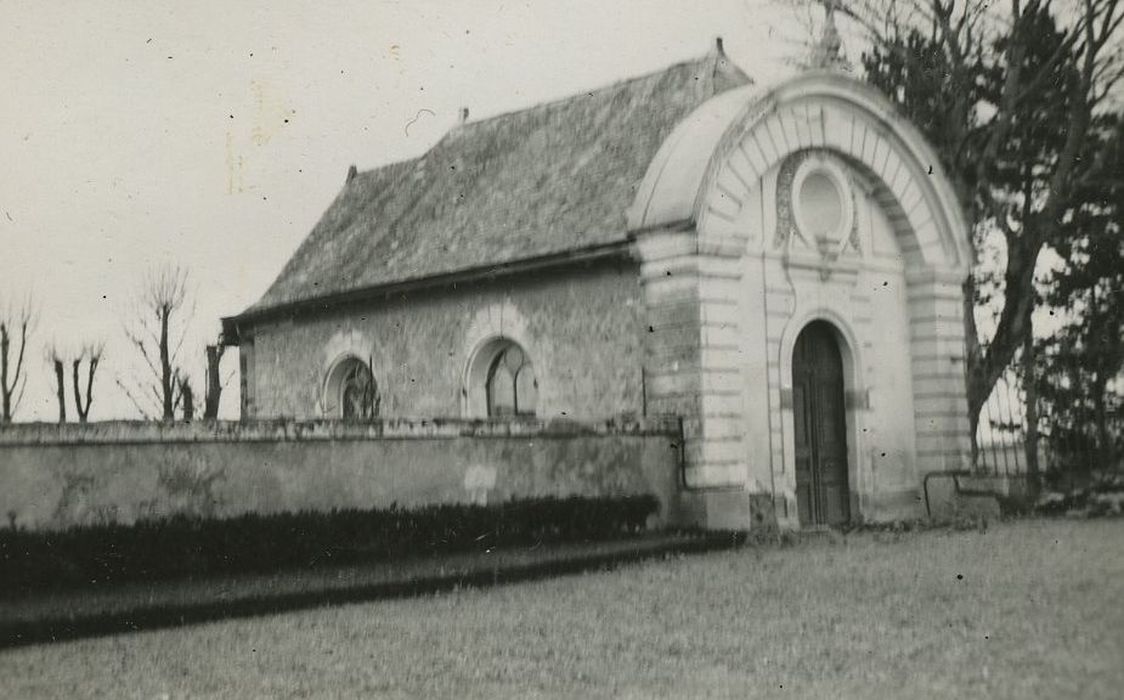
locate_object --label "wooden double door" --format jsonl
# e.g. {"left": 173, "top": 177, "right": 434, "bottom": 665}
{"left": 792, "top": 321, "right": 852, "bottom": 527}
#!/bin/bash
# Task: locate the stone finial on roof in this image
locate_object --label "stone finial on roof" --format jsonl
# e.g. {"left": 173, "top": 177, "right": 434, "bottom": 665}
{"left": 809, "top": 0, "right": 851, "bottom": 72}
{"left": 346, "top": 164, "right": 358, "bottom": 184}
{"left": 709, "top": 35, "right": 752, "bottom": 91}
{"left": 459, "top": 107, "right": 470, "bottom": 124}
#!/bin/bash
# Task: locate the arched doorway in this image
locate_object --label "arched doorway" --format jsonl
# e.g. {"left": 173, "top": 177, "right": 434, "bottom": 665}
{"left": 792, "top": 321, "right": 851, "bottom": 526}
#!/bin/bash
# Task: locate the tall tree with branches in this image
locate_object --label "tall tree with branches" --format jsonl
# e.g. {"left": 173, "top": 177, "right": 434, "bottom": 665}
{"left": 838, "top": 0, "right": 1124, "bottom": 454}
{"left": 0, "top": 294, "right": 36, "bottom": 424}
{"left": 45, "top": 341, "right": 104, "bottom": 423}
{"left": 1035, "top": 123, "right": 1124, "bottom": 479}
{"left": 119, "top": 264, "right": 195, "bottom": 421}
{"left": 72, "top": 343, "right": 104, "bottom": 423}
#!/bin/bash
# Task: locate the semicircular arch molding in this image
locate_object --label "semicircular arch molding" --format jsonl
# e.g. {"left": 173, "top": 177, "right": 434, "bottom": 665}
{"left": 460, "top": 301, "right": 542, "bottom": 418}
{"left": 632, "top": 72, "right": 971, "bottom": 275}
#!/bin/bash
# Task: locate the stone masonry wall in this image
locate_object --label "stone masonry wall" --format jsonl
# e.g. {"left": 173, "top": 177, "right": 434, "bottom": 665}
{"left": 242, "top": 259, "right": 646, "bottom": 421}
{"left": 0, "top": 418, "right": 683, "bottom": 532}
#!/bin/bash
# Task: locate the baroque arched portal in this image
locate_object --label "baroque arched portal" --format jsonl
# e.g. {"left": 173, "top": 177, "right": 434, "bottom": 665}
{"left": 630, "top": 71, "right": 973, "bottom": 528}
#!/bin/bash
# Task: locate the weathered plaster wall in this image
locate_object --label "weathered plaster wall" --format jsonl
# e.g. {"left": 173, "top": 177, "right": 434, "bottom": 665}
{"left": 0, "top": 418, "right": 682, "bottom": 532}
{"left": 242, "top": 260, "right": 645, "bottom": 421}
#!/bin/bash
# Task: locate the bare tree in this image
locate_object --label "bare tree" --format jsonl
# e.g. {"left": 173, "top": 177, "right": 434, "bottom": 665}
{"left": 72, "top": 343, "right": 103, "bottom": 423}
{"left": 0, "top": 294, "right": 36, "bottom": 423}
{"left": 45, "top": 343, "right": 67, "bottom": 424}
{"left": 120, "top": 264, "right": 195, "bottom": 421}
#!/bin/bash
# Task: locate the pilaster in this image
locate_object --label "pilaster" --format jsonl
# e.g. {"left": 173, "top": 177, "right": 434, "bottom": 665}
{"left": 635, "top": 228, "right": 749, "bottom": 497}
{"left": 906, "top": 268, "right": 972, "bottom": 474}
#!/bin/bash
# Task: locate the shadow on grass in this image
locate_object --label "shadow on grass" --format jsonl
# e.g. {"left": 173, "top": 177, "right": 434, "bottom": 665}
{"left": 1, "top": 532, "right": 746, "bottom": 650}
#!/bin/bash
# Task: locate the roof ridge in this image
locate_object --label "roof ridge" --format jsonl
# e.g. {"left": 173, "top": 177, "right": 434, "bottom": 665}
{"left": 351, "top": 41, "right": 751, "bottom": 179}
{"left": 349, "top": 53, "right": 718, "bottom": 180}
{"left": 448, "top": 46, "right": 734, "bottom": 133}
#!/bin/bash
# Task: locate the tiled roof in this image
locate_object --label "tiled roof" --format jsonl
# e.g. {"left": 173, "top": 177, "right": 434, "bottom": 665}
{"left": 243, "top": 45, "right": 750, "bottom": 315}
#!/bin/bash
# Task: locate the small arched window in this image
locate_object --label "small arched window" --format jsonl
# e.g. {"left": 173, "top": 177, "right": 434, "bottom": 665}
{"left": 485, "top": 343, "right": 537, "bottom": 417}
{"left": 324, "top": 356, "right": 379, "bottom": 420}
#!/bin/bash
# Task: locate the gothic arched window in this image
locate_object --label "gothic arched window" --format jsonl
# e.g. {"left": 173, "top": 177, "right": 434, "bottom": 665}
{"left": 324, "top": 356, "right": 379, "bottom": 420}
{"left": 485, "top": 343, "right": 537, "bottom": 417}
{"left": 341, "top": 361, "right": 376, "bottom": 420}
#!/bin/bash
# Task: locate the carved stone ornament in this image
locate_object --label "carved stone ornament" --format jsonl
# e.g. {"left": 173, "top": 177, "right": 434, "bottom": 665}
{"left": 775, "top": 150, "right": 860, "bottom": 266}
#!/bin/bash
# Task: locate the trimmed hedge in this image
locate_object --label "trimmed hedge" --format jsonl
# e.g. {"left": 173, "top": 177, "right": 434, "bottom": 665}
{"left": 0, "top": 495, "right": 659, "bottom": 594}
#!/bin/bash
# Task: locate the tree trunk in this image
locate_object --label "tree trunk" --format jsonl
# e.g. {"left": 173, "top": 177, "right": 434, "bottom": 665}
{"left": 181, "top": 380, "right": 194, "bottom": 422}
{"left": 204, "top": 344, "right": 223, "bottom": 419}
{"left": 963, "top": 275, "right": 983, "bottom": 465}
{"left": 53, "top": 358, "right": 67, "bottom": 423}
{"left": 160, "top": 306, "right": 173, "bottom": 421}
{"left": 0, "top": 325, "right": 10, "bottom": 423}
{"left": 1093, "top": 373, "right": 1110, "bottom": 473}
{"left": 1022, "top": 324, "right": 1040, "bottom": 494}
{"left": 965, "top": 231, "right": 1043, "bottom": 467}
{"left": 83, "top": 353, "right": 98, "bottom": 423}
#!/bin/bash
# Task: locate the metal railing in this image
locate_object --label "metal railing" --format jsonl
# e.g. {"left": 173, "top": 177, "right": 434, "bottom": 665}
{"left": 974, "top": 356, "right": 1122, "bottom": 486}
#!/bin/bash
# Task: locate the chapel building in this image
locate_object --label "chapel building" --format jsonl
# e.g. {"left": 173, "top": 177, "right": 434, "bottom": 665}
{"left": 222, "top": 38, "right": 972, "bottom": 529}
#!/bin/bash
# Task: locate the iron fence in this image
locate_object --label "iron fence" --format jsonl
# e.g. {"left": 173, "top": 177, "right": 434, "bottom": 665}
{"left": 974, "top": 353, "right": 1122, "bottom": 487}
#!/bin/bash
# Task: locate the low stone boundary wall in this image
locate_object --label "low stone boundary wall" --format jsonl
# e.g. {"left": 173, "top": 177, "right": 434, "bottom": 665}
{"left": 0, "top": 417, "right": 683, "bottom": 532}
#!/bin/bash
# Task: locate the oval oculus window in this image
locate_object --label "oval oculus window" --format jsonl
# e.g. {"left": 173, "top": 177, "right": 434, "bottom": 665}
{"left": 791, "top": 155, "right": 853, "bottom": 248}
{"left": 798, "top": 171, "right": 845, "bottom": 238}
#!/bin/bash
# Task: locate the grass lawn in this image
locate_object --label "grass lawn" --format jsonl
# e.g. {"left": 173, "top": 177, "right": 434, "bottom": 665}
{"left": 1, "top": 517, "right": 1121, "bottom": 699}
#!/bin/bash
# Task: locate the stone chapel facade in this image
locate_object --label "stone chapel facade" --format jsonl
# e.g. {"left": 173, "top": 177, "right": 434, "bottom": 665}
{"left": 222, "top": 41, "right": 973, "bottom": 529}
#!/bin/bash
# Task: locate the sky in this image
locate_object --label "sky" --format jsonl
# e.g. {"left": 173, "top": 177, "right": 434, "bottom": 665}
{"left": 0, "top": 0, "right": 824, "bottom": 421}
